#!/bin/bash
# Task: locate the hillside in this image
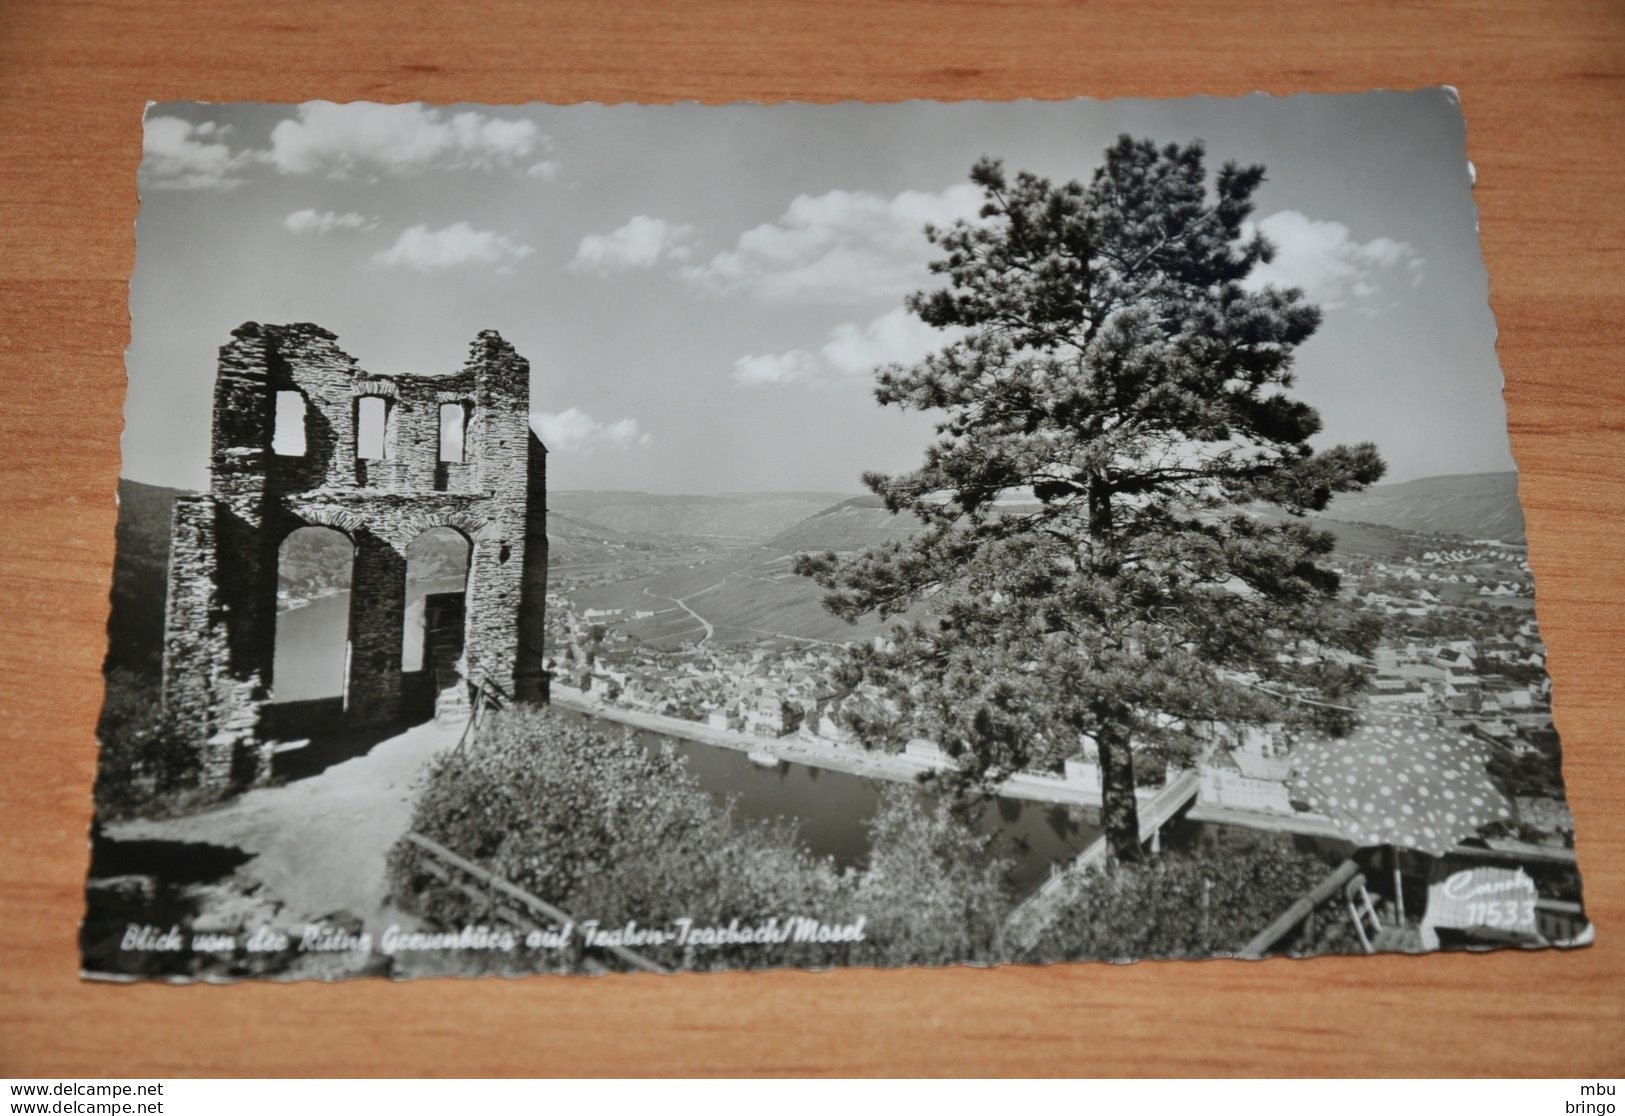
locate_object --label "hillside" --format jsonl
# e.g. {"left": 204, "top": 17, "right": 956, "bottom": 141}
{"left": 1320, "top": 471, "right": 1524, "bottom": 544}
{"left": 743, "top": 493, "right": 927, "bottom": 556}
{"left": 545, "top": 508, "right": 713, "bottom": 567}
{"left": 551, "top": 490, "right": 851, "bottom": 542}
{"left": 591, "top": 487, "right": 1452, "bottom": 644}
{"left": 1300, "top": 516, "right": 1416, "bottom": 559}
{"left": 586, "top": 490, "right": 1436, "bottom": 646}
{"left": 105, "top": 478, "right": 188, "bottom": 674}
{"left": 568, "top": 496, "right": 929, "bottom": 646}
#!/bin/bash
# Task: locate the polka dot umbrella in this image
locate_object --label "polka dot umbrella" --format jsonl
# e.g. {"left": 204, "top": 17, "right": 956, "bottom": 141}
{"left": 1289, "top": 710, "right": 1514, "bottom": 857}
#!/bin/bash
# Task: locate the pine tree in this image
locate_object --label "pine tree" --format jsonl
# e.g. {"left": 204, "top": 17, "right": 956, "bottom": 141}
{"left": 796, "top": 137, "right": 1386, "bottom": 865}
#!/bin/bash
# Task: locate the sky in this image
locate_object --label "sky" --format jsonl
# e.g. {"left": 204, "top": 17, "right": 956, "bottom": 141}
{"left": 126, "top": 89, "right": 1515, "bottom": 494}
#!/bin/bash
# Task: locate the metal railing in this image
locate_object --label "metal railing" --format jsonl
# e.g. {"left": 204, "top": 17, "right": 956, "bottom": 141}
{"left": 452, "top": 674, "right": 511, "bottom": 753}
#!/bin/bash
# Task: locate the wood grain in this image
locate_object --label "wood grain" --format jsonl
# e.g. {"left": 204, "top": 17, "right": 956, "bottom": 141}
{"left": 1, "top": 0, "right": 1622, "bottom": 1078}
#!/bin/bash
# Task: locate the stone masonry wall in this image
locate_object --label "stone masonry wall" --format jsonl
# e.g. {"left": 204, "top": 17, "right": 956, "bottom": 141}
{"left": 159, "top": 322, "right": 549, "bottom": 786}
{"left": 160, "top": 496, "right": 224, "bottom": 741}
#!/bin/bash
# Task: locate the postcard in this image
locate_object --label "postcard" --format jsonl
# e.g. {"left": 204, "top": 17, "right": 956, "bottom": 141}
{"left": 85, "top": 91, "right": 1588, "bottom": 981}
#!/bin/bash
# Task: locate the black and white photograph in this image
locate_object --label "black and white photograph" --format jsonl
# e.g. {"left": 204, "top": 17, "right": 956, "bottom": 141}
{"left": 84, "top": 89, "right": 1591, "bottom": 982}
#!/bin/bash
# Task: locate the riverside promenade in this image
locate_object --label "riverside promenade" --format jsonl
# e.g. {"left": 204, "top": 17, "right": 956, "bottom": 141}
{"left": 549, "top": 688, "right": 1124, "bottom": 810}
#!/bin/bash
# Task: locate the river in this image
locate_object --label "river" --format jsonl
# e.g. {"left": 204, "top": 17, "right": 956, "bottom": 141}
{"left": 558, "top": 708, "right": 1104, "bottom": 895}
{"left": 272, "top": 576, "right": 467, "bottom": 702}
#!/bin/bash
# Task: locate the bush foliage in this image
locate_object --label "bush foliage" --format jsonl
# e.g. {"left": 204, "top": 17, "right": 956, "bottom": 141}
{"left": 388, "top": 707, "right": 1351, "bottom": 972}
{"left": 1022, "top": 833, "right": 1357, "bottom": 962}
{"left": 93, "top": 667, "right": 208, "bottom": 819}
{"left": 387, "top": 707, "right": 1011, "bottom": 972}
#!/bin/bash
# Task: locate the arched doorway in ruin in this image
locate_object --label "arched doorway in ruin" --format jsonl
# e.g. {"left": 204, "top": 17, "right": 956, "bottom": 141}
{"left": 401, "top": 526, "right": 472, "bottom": 724}
{"left": 270, "top": 525, "right": 356, "bottom": 717}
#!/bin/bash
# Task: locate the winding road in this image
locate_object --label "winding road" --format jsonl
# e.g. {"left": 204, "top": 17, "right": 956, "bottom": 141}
{"left": 643, "top": 581, "right": 723, "bottom": 645}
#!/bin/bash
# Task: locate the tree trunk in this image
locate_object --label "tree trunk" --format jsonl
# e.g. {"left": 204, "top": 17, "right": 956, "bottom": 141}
{"left": 1087, "top": 471, "right": 1140, "bottom": 867}
{"left": 1096, "top": 718, "right": 1144, "bottom": 867}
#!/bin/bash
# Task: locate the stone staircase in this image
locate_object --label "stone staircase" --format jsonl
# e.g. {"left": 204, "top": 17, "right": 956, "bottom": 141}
{"left": 431, "top": 647, "right": 471, "bottom": 725}
{"left": 423, "top": 590, "right": 471, "bottom": 726}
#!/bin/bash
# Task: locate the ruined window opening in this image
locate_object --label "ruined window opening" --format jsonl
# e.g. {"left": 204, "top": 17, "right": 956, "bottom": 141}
{"left": 438, "top": 403, "right": 468, "bottom": 464}
{"left": 355, "top": 396, "right": 389, "bottom": 460}
{"left": 273, "top": 391, "right": 307, "bottom": 457}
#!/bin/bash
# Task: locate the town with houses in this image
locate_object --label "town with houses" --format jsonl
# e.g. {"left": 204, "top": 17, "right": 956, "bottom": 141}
{"left": 541, "top": 525, "right": 1575, "bottom": 853}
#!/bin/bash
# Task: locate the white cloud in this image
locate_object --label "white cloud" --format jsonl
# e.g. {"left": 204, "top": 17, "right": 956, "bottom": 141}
{"left": 683, "top": 183, "right": 984, "bottom": 304}
{"left": 525, "top": 160, "right": 560, "bottom": 180}
{"left": 570, "top": 216, "right": 699, "bottom": 276}
{"left": 732, "top": 350, "right": 819, "bottom": 387}
{"left": 1244, "top": 210, "right": 1422, "bottom": 310}
{"left": 265, "top": 102, "right": 547, "bottom": 177}
{"left": 733, "top": 307, "right": 953, "bottom": 388}
{"left": 370, "top": 222, "right": 534, "bottom": 274}
{"left": 140, "top": 116, "right": 252, "bottom": 190}
{"left": 532, "top": 407, "right": 652, "bottom": 453}
{"left": 819, "top": 307, "right": 951, "bottom": 377}
{"left": 283, "top": 209, "right": 376, "bottom": 236}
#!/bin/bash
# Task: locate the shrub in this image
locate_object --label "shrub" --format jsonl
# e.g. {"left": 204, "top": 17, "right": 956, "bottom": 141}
{"left": 388, "top": 706, "right": 1353, "bottom": 973}
{"left": 92, "top": 668, "right": 205, "bottom": 819}
{"left": 389, "top": 707, "right": 851, "bottom": 971}
{"left": 855, "top": 789, "right": 1009, "bottom": 967}
{"left": 387, "top": 707, "right": 1015, "bottom": 972}
{"left": 1021, "top": 834, "right": 1355, "bottom": 963}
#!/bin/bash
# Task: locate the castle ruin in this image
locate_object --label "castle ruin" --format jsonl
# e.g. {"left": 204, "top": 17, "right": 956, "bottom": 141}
{"left": 161, "top": 323, "right": 549, "bottom": 785}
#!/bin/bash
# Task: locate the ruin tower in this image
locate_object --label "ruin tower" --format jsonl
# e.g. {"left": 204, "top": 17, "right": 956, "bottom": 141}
{"left": 160, "top": 323, "right": 550, "bottom": 785}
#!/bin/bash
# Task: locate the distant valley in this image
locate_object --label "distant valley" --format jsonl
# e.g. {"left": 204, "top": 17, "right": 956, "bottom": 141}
{"left": 104, "top": 470, "right": 1528, "bottom": 668}
{"left": 550, "top": 490, "right": 854, "bottom": 543}
{"left": 561, "top": 472, "right": 1529, "bottom": 649}
{"left": 567, "top": 495, "right": 928, "bottom": 647}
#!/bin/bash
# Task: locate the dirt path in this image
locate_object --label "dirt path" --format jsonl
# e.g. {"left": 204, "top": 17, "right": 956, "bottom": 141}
{"left": 106, "top": 719, "right": 464, "bottom": 932}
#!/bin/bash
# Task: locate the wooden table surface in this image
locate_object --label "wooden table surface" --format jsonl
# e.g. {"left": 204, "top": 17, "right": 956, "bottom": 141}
{"left": 2, "top": 0, "right": 1622, "bottom": 1078}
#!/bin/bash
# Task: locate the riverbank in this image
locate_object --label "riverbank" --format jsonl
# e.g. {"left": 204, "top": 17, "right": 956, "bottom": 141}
{"left": 550, "top": 688, "right": 1121, "bottom": 809}
{"left": 553, "top": 691, "right": 1574, "bottom": 862}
